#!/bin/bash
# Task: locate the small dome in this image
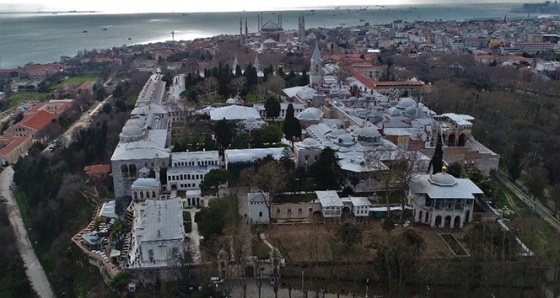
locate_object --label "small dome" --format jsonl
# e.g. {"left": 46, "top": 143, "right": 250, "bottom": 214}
{"left": 357, "top": 126, "right": 381, "bottom": 139}
{"left": 301, "top": 137, "right": 320, "bottom": 148}
{"left": 297, "top": 107, "right": 323, "bottom": 120}
{"left": 390, "top": 100, "right": 399, "bottom": 106}
{"left": 226, "top": 98, "right": 236, "bottom": 104}
{"left": 121, "top": 125, "right": 143, "bottom": 136}
{"left": 403, "top": 105, "right": 419, "bottom": 117}
{"left": 330, "top": 128, "right": 346, "bottom": 138}
{"left": 429, "top": 172, "right": 457, "bottom": 187}
{"left": 391, "top": 109, "right": 401, "bottom": 117}
{"left": 396, "top": 97, "right": 416, "bottom": 109}
{"left": 338, "top": 133, "right": 355, "bottom": 146}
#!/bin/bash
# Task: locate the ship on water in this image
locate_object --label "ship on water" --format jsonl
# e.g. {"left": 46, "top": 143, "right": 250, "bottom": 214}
{"left": 511, "top": 1, "right": 560, "bottom": 15}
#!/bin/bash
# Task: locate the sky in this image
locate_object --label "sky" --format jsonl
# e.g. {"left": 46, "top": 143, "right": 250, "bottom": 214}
{"left": 0, "top": 1, "right": 528, "bottom": 13}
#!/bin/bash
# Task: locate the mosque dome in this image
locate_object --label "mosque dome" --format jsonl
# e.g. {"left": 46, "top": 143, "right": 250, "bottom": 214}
{"left": 403, "top": 105, "right": 419, "bottom": 117}
{"left": 390, "top": 100, "right": 399, "bottom": 106}
{"left": 357, "top": 126, "right": 381, "bottom": 139}
{"left": 396, "top": 97, "right": 416, "bottom": 109}
{"left": 338, "top": 133, "right": 356, "bottom": 146}
{"left": 301, "top": 137, "right": 320, "bottom": 148}
{"left": 429, "top": 172, "right": 458, "bottom": 187}
{"left": 121, "top": 125, "right": 143, "bottom": 137}
{"left": 226, "top": 98, "right": 236, "bottom": 104}
{"left": 297, "top": 107, "right": 323, "bottom": 120}
{"left": 391, "top": 109, "right": 402, "bottom": 117}
{"left": 329, "top": 128, "right": 346, "bottom": 138}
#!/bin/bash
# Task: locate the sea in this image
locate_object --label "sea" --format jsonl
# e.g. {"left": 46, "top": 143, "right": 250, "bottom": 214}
{"left": 0, "top": 3, "right": 535, "bottom": 69}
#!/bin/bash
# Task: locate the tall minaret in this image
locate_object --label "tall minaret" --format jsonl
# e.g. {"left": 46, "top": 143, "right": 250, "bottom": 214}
{"left": 309, "top": 42, "right": 323, "bottom": 86}
{"left": 298, "top": 14, "right": 306, "bottom": 43}
{"left": 171, "top": 30, "right": 175, "bottom": 42}
{"left": 239, "top": 18, "right": 244, "bottom": 45}
{"left": 245, "top": 17, "right": 248, "bottom": 37}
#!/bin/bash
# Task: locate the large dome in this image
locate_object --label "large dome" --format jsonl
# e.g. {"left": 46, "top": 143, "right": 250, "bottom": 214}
{"left": 429, "top": 172, "right": 457, "bottom": 187}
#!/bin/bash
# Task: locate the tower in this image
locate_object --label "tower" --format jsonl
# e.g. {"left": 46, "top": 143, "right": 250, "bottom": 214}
{"left": 309, "top": 42, "right": 323, "bottom": 86}
{"left": 298, "top": 14, "right": 306, "bottom": 43}
{"left": 171, "top": 30, "right": 175, "bottom": 42}
{"left": 239, "top": 18, "right": 244, "bottom": 45}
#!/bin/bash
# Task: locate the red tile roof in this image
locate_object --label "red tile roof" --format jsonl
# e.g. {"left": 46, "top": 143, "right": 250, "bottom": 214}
{"left": 84, "top": 164, "right": 111, "bottom": 175}
{"left": 20, "top": 110, "right": 56, "bottom": 130}
{"left": 0, "top": 136, "right": 30, "bottom": 156}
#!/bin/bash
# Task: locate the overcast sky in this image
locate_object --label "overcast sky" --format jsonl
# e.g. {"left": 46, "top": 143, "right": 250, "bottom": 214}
{"left": 1, "top": 1, "right": 528, "bottom": 13}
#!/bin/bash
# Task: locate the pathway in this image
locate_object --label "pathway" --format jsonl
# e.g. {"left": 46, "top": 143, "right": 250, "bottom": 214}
{"left": 497, "top": 172, "right": 560, "bottom": 232}
{"left": 2, "top": 166, "right": 55, "bottom": 298}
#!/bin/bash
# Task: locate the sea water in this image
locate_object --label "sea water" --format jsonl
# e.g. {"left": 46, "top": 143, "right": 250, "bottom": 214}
{"left": 0, "top": 3, "right": 529, "bottom": 69}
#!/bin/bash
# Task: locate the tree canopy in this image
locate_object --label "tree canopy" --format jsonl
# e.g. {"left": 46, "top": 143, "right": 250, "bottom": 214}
{"left": 309, "top": 147, "right": 345, "bottom": 190}
{"left": 264, "top": 96, "right": 281, "bottom": 120}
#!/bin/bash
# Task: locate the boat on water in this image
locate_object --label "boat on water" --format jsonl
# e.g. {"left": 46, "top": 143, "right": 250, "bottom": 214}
{"left": 81, "top": 30, "right": 88, "bottom": 33}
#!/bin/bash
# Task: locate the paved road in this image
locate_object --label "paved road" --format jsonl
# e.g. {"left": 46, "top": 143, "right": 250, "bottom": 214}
{"left": 497, "top": 173, "right": 560, "bottom": 232}
{"left": 2, "top": 166, "right": 55, "bottom": 298}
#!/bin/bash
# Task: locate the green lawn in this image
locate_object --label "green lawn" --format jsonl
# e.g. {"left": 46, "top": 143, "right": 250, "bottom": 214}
{"left": 52, "top": 76, "right": 99, "bottom": 89}
{"left": 8, "top": 92, "right": 46, "bottom": 108}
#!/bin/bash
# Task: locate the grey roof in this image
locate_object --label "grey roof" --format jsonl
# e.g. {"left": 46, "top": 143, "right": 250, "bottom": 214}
{"left": 350, "top": 196, "right": 372, "bottom": 207}
{"left": 441, "top": 113, "right": 474, "bottom": 126}
{"left": 209, "top": 105, "right": 261, "bottom": 121}
{"left": 136, "top": 198, "right": 184, "bottom": 242}
{"left": 100, "top": 200, "right": 119, "bottom": 219}
{"left": 225, "top": 148, "right": 287, "bottom": 163}
{"left": 316, "top": 191, "right": 343, "bottom": 207}
{"left": 248, "top": 192, "right": 270, "bottom": 203}
{"left": 132, "top": 178, "right": 160, "bottom": 188}
{"left": 111, "top": 130, "right": 170, "bottom": 161}
{"left": 311, "top": 43, "right": 322, "bottom": 61}
{"left": 410, "top": 174, "right": 483, "bottom": 199}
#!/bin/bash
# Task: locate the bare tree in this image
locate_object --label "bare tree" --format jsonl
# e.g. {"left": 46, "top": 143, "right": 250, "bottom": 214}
{"left": 197, "top": 77, "right": 219, "bottom": 104}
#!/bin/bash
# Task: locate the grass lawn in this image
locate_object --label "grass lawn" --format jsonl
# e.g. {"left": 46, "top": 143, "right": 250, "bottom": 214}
{"left": 252, "top": 238, "right": 271, "bottom": 259}
{"left": 52, "top": 76, "right": 99, "bottom": 90}
{"left": 9, "top": 92, "right": 46, "bottom": 108}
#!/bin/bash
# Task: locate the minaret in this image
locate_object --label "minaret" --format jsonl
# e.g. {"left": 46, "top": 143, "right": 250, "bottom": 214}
{"left": 171, "top": 30, "right": 175, "bottom": 41}
{"left": 309, "top": 42, "right": 323, "bottom": 86}
{"left": 245, "top": 17, "right": 248, "bottom": 37}
{"left": 240, "top": 18, "right": 244, "bottom": 45}
{"left": 298, "top": 14, "right": 306, "bottom": 43}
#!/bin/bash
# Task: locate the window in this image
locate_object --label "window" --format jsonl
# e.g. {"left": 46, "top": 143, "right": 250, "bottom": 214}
{"left": 259, "top": 212, "right": 263, "bottom": 217}
{"left": 298, "top": 208, "right": 303, "bottom": 213}
{"left": 276, "top": 208, "right": 280, "bottom": 213}
{"left": 287, "top": 207, "right": 292, "bottom": 213}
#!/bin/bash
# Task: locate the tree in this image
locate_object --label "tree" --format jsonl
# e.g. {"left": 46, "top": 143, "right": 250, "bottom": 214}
{"left": 309, "top": 147, "right": 344, "bottom": 190}
{"left": 525, "top": 165, "right": 548, "bottom": 200}
{"left": 200, "top": 168, "right": 230, "bottom": 197}
{"left": 283, "top": 104, "right": 302, "bottom": 146}
{"left": 213, "top": 118, "right": 234, "bottom": 150}
{"left": 264, "top": 96, "right": 281, "bottom": 121}
{"left": 429, "top": 141, "right": 444, "bottom": 174}
{"left": 447, "top": 162, "right": 463, "bottom": 178}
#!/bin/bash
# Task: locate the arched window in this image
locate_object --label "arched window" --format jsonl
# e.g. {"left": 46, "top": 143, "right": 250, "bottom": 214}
{"left": 129, "top": 164, "right": 137, "bottom": 178}
{"left": 121, "top": 164, "right": 129, "bottom": 177}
